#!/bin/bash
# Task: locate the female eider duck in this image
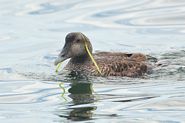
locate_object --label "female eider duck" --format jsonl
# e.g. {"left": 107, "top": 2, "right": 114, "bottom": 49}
{"left": 54, "top": 32, "right": 153, "bottom": 77}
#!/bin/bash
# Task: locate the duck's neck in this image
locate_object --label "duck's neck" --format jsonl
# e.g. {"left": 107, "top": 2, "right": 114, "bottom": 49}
{"left": 70, "top": 54, "right": 91, "bottom": 64}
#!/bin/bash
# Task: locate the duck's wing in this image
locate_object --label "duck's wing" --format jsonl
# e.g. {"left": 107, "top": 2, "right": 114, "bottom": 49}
{"left": 96, "top": 59, "right": 148, "bottom": 77}
{"left": 94, "top": 52, "right": 132, "bottom": 57}
{"left": 94, "top": 52, "right": 147, "bottom": 62}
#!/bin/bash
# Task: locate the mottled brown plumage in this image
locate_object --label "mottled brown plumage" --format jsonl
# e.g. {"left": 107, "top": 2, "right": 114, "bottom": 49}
{"left": 54, "top": 32, "right": 153, "bottom": 77}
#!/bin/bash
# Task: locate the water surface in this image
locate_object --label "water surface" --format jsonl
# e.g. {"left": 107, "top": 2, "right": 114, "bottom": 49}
{"left": 0, "top": 0, "right": 185, "bottom": 122}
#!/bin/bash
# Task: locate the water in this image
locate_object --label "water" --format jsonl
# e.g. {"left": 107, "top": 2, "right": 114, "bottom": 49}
{"left": 0, "top": 0, "right": 185, "bottom": 122}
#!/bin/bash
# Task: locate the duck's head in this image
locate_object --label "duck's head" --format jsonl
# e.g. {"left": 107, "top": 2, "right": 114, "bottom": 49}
{"left": 54, "top": 32, "right": 93, "bottom": 66}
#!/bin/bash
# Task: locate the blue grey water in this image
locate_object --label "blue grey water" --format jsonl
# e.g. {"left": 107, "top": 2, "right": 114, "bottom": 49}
{"left": 0, "top": 0, "right": 185, "bottom": 122}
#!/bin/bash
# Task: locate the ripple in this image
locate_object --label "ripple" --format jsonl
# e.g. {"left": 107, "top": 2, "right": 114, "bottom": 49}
{"left": 1, "top": 0, "right": 185, "bottom": 122}
{"left": 59, "top": 0, "right": 185, "bottom": 30}
{"left": 0, "top": 80, "right": 63, "bottom": 104}
{"left": 150, "top": 50, "right": 185, "bottom": 80}
{"left": 15, "top": 0, "right": 85, "bottom": 16}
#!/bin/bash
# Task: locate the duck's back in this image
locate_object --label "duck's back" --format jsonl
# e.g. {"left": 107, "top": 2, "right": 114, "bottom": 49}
{"left": 66, "top": 52, "right": 152, "bottom": 77}
{"left": 92, "top": 52, "right": 149, "bottom": 77}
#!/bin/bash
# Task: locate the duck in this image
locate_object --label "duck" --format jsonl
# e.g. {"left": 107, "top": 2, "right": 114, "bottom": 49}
{"left": 54, "top": 32, "right": 154, "bottom": 77}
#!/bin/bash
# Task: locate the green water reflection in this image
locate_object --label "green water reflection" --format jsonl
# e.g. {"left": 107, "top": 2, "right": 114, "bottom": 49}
{"left": 59, "top": 80, "right": 97, "bottom": 121}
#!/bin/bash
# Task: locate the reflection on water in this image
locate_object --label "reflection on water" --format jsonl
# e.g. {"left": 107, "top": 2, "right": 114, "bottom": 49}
{"left": 58, "top": 80, "right": 96, "bottom": 121}
{"left": 1, "top": 0, "right": 185, "bottom": 122}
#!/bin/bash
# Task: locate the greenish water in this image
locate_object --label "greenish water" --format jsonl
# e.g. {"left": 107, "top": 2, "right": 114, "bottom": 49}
{"left": 0, "top": 0, "right": 185, "bottom": 122}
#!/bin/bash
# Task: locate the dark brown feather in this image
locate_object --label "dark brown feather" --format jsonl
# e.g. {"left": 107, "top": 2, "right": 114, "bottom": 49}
{"left": 66, "top": 52, "right": 150, "bottom": 77}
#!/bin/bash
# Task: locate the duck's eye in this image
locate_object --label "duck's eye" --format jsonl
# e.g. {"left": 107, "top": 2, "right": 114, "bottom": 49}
{"left": 75, "top": 39, "right": 80, "bottom": 43}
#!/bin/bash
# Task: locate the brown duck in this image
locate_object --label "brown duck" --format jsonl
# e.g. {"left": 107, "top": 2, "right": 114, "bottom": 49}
{"left": 54, "top": 32, "right": 154, "bottom": 77}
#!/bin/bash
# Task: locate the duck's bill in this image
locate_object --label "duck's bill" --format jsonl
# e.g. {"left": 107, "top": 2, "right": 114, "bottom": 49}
{"left": 54, "top": 56, "right": 68, "bottom": 66}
